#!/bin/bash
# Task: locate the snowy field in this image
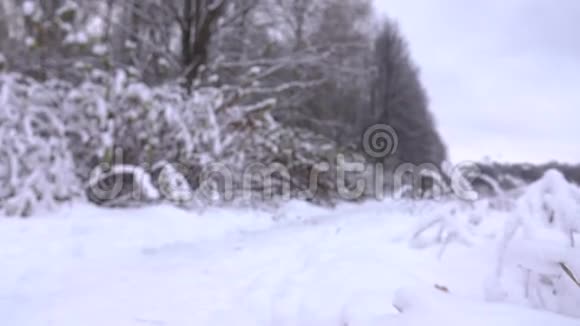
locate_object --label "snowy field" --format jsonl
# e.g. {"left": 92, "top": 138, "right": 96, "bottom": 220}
{"left": 2, "top": 172, "right": 579, "bottom": 326}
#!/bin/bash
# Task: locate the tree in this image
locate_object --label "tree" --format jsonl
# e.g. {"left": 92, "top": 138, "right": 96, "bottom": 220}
{"left": 372, "top": 20, "right": 447, "bottom": 166}
{"left": 110, "top": 0, "right": 260, "bottom": 88}
{"left": 237, "top": 0, "right": 376, "bottom": 145}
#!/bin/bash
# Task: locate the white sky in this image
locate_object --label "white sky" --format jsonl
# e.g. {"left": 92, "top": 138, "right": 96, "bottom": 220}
{"left": 373, "top": 0, "right": 579, "bottom": 164}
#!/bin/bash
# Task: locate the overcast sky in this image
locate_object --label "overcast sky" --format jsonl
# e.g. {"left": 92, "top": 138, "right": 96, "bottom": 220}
{"left": 373, "top": 0, "right": 579, "bottom": 164}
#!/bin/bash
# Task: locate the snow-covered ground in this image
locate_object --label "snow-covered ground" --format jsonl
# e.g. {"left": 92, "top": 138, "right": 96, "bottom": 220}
{"left": 1, "top": 194, "right": 579, "bottom": 325}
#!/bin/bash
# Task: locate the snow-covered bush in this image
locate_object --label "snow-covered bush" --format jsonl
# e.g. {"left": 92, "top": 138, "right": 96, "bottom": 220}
{"left": 406, "top": 169, "right": 579, "bottom": 318}
{"left": 488, "top": 169, "right": 580, "bottom": 318}
{"left": 62, "top": 69, "right": 282, "bottom": 207}
{"left": 1, "top": 68, "right": 369, "bottom": 215}
{"left": 405, "top": 163, "right": 493, "bottom": 254}
{"left": 408, "top": 202, "right": 482, "bottom": 257}
{"left": 0, "top": 73, "right": 82, "bottom": 216}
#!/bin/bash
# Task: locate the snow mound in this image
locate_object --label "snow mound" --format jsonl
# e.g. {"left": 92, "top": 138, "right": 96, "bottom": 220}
{"left": 386, "top": 287, "right": 579, "bottom": 326}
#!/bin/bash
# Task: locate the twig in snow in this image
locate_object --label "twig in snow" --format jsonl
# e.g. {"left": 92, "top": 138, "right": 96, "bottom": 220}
{"left": 560, "top": 262, "right": 580, "bottom": 288}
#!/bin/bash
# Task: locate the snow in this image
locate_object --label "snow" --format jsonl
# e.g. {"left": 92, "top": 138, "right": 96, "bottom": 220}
{"left": 387, "top": 287, "right": 578, "bottom": 326}
{"left": 91, "top": 44, "right": 108, "bottom": 56}
{"left": 1, "top": 198, "right": 579, "bottom": 325}
{"left": 86, "top": 17, "right": 105, "bottom": 39}
{"left": 24, "top": 36, "right": 35, "bottom": 47}
{"left": 64, "top": 32, "right": 89, "bottom": 45}
{"left": 22, "top": 1, "right": 36, "bottom": 16}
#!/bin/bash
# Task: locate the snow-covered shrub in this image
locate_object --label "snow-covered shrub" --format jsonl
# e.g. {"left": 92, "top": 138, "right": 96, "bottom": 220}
{"left": 1, "top": 66, "right": 377, "bottom": 214}
{"left": 405, "top": 164, "right": 492, "bottom": 255}
{"left": 60, "top": 73, "right": 115, "bottom": 179}
{"left": 0, "top": 73, "right": 82, "bottom": 216}
{"left": 64, "top": 73, "right": 212, "bottom": 206}
{"left": 488, "top": 169, "right": 580, "bottom": 318}
{"left": 408, "top": 202, "right": 482, "bottom": 257}
{"left": 404, "top": 168, "right": 579, "bottom": 318}
{"left": 0, "top": 70, "right": 212, "bottom": 212}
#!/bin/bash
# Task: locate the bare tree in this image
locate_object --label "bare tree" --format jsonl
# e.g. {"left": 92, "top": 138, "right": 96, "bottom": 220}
{"left": 216, "top": 0, "right": 377, "bottom": 145}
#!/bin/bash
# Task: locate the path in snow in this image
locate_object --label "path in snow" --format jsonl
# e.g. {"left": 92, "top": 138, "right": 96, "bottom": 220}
{"left": 1, "top": 201, "right": 577, "bottom": 325}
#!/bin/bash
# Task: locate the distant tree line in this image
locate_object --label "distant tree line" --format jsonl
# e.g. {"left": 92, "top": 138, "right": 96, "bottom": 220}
{"left": 474, "top": 161, "right": 580, "bottom": 194}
